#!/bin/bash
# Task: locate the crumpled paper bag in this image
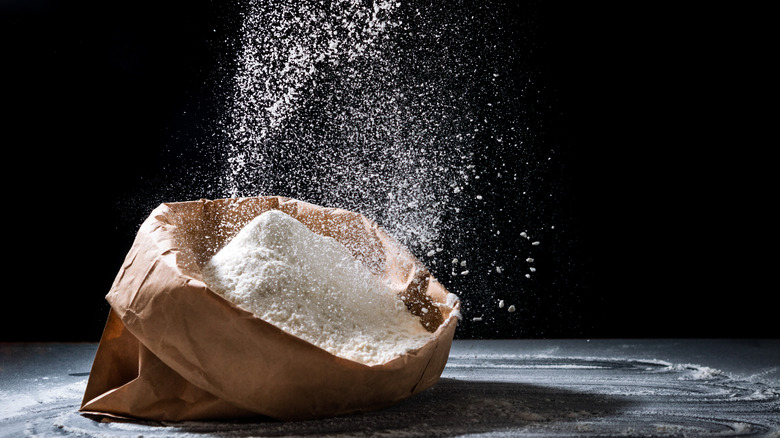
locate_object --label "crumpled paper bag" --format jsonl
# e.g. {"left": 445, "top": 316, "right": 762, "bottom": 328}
{"left": 80, "top": 196, "right": 460, "bottom": 421}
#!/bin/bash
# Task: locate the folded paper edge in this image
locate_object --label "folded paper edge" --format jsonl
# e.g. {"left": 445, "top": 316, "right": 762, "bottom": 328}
{"left": 80, "top": 309, "right": 262, "bottom": 421}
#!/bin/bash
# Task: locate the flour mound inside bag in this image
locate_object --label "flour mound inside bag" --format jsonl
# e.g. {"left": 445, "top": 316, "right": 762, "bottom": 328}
{"left": 202, "top": 209, "right": 432, "bottom": 365}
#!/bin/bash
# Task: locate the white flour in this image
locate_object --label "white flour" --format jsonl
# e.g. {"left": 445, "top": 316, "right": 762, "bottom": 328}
{"left": 201, "top": 209, "right": 433, "bottom": 365}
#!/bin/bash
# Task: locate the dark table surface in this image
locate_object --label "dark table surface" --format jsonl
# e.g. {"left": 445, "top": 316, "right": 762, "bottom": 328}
{"left": 2, "top": 339, "right": 779, "bottom": 437}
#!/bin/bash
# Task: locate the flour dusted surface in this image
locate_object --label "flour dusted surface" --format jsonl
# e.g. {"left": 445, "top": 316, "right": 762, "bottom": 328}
{"left": 202, "top": 209, "right": 433, "bottom": 365}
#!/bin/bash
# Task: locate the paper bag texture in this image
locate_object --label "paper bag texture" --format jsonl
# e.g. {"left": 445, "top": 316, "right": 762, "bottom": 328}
{"left": 81, "top": 196, "right": 460, "bottom": 421}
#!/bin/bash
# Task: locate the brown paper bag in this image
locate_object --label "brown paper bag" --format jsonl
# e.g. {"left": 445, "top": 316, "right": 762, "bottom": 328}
{"left": 80, "top": 196, "right": 460, "bottom": 421}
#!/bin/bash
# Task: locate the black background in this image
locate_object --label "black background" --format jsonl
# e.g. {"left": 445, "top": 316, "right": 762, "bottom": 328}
{"left": 3, "top": 1, "right": 775, "bottom": 342}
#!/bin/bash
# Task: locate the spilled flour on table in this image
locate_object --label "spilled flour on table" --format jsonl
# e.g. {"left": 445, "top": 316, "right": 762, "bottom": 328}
{"left": 201, "top": 209, "right": 437, "bottom": 365}
{"left": 0, "top": 380, "right": 87, "bottom": 421}
{"left": 4, "top": 342, "right": 778, "bottom": 437}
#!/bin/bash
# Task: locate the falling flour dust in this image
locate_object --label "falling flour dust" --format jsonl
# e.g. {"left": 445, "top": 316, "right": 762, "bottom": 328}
{"left": 201, "top": 209, "right": 438, "bottom": 365}
{"left": 218, "top": 0, "right": 469, "bottom": 249}
{"left": 135, "top": 0, "right": 558, "bottom": 335}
